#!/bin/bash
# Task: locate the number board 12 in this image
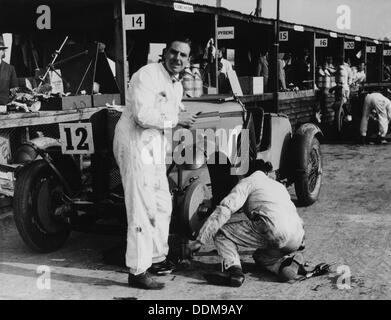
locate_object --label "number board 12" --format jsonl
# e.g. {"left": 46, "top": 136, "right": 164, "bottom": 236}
{"left": 59, "top": 123, "right": 95, "bottom": 155}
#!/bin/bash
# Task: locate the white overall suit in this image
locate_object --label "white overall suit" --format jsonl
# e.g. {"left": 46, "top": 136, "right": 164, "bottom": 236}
{"left": 360, "top": 92, "right": 391, "bottom": 138}
{"left": 113, "top": 63, "right": 184, "bottom": 275}
{"left": 197, "top": 171, "right": 305, "bottom": 274}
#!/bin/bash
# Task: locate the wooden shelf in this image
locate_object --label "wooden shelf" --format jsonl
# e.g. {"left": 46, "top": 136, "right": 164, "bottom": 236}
{"left": 0, "top": 107, "right": 107, "bottom": 129}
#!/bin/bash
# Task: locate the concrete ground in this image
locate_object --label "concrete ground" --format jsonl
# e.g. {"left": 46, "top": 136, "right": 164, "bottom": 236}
{"left": 1, "top": 142, "right": 391, "bottom": 300}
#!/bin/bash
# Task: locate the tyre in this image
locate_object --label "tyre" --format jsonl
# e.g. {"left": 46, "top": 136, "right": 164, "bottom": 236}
{"left": 335, "top": 103, "right": 345, "bottom": 135}
{"left": 335, "top": 100, "right": 353, "bottom": 139}
{"left": 294, "top": 135, "right": 322, "bottom": 206}
{"left": 13, "top": 160, "right": 71, "bottom": 252}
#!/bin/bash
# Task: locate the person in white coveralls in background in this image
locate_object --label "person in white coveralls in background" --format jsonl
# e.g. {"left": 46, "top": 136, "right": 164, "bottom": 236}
{"left": 360, "top": 91, "right": 391, "bottom": 145}
{"left": 113, "top": 36, "right": 198, "bottom": 290}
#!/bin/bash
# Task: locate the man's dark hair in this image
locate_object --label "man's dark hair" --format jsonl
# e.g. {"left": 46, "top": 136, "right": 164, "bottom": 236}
{"left": 166, "top": 36, "right": 192, "bottom": 53}
{"left": 247, "top": 159, "right": 273, "bottom": 176}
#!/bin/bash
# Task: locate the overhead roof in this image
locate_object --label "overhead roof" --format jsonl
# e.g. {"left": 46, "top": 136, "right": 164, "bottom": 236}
{"left": 137, "top": 0, "right": 386, "bottom": 44}
{"left": 0, "top": 0, "right": 387, "bottom": 45}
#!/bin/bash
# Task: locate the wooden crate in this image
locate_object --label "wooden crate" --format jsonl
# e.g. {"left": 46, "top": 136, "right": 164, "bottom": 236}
{"left": 41, "top": 95, "right": 92, "bottom": 111}
{"left": 92, "top": 93, "right": 121, "bottom": 107}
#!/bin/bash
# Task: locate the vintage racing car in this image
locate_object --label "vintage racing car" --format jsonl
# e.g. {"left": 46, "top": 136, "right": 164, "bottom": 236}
{"left": 10, "top": 97, "right": 323, "bottom": 253}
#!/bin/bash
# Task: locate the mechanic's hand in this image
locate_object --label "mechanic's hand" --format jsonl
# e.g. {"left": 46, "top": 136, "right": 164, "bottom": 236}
{"left": 178, "top": 111, "right": 198, "bottom": 128}
{"left": 188, "top": 240, "right": 202, "bottom": 254}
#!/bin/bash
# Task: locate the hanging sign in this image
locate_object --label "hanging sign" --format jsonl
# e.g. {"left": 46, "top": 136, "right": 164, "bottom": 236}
{"left": 279, "top": 31, "right": 289, "bottom": 41}
{"left": 217, "top": 27, "right": 235, "bottom": 40}
{"left": 366, "top": 46, "right": 376, "bottom": 53}
{"left": 383, "top": 49, "right": 391, "bottom": 56}
{"left": 344, "top": 41, "right": 355, "bottom": 49}
{"left": 173, "top": 3, "right": 194, "bottom": 13}
{"left": 315, "top": 38, "right": 328, "bottom": 47}
{"left": 124, "top": 14, "right": 145, "bottom": 30}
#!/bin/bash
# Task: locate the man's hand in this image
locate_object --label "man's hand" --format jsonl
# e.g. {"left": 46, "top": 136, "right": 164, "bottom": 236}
{"left": 188, "top": 240, "right": 202, "bottom": 254}
{"left": 178, "top": 111, "right": 198, "bottom": 128}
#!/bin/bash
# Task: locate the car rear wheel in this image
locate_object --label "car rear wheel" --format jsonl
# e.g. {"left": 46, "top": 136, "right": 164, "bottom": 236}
{"left": 294, "top": 136, "right": 322, "bottom": 206}
{"left": 13, "top": 160, "right": 71, "bottom": 252}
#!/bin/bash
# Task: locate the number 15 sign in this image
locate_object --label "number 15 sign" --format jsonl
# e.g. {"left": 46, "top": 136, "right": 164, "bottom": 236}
{"left": 59, "top": 123, "right": 94, "bottom": 154}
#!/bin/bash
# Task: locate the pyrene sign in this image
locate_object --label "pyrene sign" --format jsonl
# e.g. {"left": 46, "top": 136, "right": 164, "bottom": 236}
{"left": 218, "top": 27, "right": 235, "bottom": 40}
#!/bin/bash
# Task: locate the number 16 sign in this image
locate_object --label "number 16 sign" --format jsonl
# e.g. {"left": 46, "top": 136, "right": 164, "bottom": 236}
{"left": 59, "top": 123, "right": 94, "bottom": 154}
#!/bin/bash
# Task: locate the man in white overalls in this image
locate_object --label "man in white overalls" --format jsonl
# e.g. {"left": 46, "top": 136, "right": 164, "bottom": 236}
{"left": 113, "top": 37, "right": 197, "bottom": 290}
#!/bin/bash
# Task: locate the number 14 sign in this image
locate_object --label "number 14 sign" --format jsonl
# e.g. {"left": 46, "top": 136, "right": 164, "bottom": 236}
{"left": 59, "top": 123, "right": 94, "bottom": 154}
{"left": 124, "top": 14, "right": 145, "bottom": 30}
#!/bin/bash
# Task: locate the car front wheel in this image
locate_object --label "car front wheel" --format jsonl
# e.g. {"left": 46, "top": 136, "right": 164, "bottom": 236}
{"left": 13, "top": 160, "right": 71, "bottom": 252}
{"left": 293, "top": 135, "right": 322, "bottom": 206}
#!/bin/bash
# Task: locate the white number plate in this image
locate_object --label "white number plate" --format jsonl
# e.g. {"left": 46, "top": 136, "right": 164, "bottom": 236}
{"left": 279, "top": 31, "right": 289, "bottom": 41}
{"left": 59, "top": 123, "right": 94, "bottom": 154}
{"left": 344, "top": 41, "right": 355, "bottom": 49}
{"left": 124, "top": 14, "right": 145, "bottom": 30}
{"left": 315, "top": 38, "right": 328, "bottom": 47}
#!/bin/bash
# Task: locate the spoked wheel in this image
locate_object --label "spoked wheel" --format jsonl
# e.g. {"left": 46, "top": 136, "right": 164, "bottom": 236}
{"left": 307, "top": 139, "right": 322, "bottom": 199}
{"left": 294, "top": 135, "right": 323, "bottom": 206}
{"left": 335, "top": 102, "right": 350, "bottom": 138}
{"left": 13, "top": 160, "right": 71, "bottom": 252}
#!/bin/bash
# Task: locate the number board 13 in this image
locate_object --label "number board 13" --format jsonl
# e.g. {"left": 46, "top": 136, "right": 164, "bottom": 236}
{"left": 59, "top": 123, "right": 94, "bottom": 154}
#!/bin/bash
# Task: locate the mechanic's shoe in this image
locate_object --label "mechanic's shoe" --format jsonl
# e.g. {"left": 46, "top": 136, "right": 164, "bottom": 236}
{"left": 203, "top": 265, "right": 245, "bottom": 287}
{"left": 376, "top": 136, "right": 388, "bottom": 145}
{"left": 278, "top": 253, "right": 306, "bottom": 283}
{"left": 148, "top": 259, "right": 175, "bottom": 275}
{"left": 128, "top": 272, "right": 165, "bottom": 290}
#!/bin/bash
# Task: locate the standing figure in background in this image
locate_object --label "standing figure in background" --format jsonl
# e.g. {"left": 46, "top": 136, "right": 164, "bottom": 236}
{"left": 202, "top": 38, "right": 217, "bottom": 87}
{"left": 277, "top": 52, "right": 287, "bottom": 91}
{"left": 0, "top": 36, "right": 18, "bottom": 105}
{"left": 331, "top": 55, "right": 350, "bottom": 104}
{"left": 315, "top": 59, "right": 333, "bottom": 123}
{"left": 256, "top": 49, "right": 269, "bottom": 92}
{"left": 283, "top": 53, "right": 293, "bottom": 87}
{"left": 217, "top": 48, "right": 233, "bottom": 93}
{"left": 355, "top": 62, "right": 366, "bottom": 87}
{"left": 293, "top": 50, "right": 311, "bottom": 89}
{"left": 325, "top": 56, "right": 336, "bottom": 88}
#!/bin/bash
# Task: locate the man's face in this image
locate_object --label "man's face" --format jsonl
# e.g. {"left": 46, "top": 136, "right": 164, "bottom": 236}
{"left": 164, "top": 41, "right": 191, "bottom": 75}
{"left": 0, "top": 49, "right": 5, "bottom": 60}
